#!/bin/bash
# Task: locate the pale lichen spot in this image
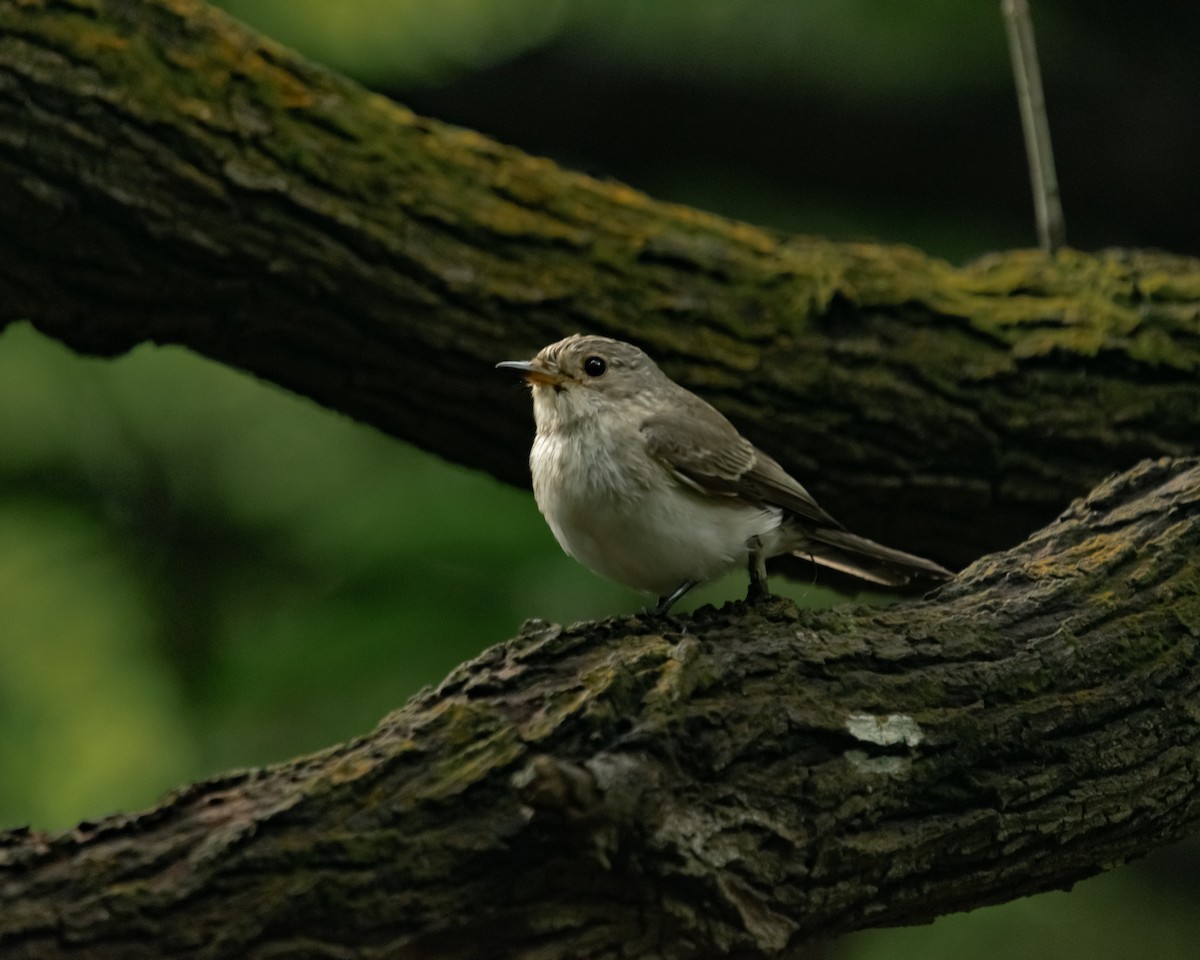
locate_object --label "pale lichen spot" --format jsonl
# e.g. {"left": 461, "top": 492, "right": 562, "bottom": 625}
{"left": 845, "top": 713, "right": 924, "bottom": 748}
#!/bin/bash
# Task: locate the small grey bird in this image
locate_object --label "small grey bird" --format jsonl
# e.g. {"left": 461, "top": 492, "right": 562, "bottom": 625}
{"left": 498, "top": 334, "right": 951, "bottom": 613}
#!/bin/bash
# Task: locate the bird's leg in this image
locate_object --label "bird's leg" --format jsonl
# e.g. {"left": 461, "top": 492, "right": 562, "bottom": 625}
{"left": 655, "top": 579, "right": 699, "bottom": 615}
{"left": 746, "top": 536, "right": 771, "bottom": 602}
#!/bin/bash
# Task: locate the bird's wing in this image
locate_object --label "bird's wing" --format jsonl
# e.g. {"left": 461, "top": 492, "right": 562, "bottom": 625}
{"left": 640, "top": 392, "right": 843, "bottom": 530}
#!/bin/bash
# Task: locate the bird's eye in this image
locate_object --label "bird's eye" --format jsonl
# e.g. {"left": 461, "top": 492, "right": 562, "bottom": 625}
{"left": 583, "top": 356, "right": 607, "bottom": 377}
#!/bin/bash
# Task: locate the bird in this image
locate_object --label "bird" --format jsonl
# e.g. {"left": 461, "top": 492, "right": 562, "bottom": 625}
{"left": 498, "top": 334, "right": 951, "bottom": 613}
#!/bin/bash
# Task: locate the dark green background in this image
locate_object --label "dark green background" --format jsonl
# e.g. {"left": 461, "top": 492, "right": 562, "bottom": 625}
{"left": 3, "top": 2, "right": 1197, "bottom": 957}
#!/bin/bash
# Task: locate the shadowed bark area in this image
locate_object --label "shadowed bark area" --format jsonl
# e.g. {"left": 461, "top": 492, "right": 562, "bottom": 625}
{"left": 2, "top": 0, "right": 1199, "bottom": 568}
{"left": 1, "top": 456, "right": 1198, "bottom": 959}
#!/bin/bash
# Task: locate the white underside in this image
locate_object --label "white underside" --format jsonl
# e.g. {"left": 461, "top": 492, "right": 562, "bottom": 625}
{"left": 530, "top": 410, "right": 787, "bottom": 596}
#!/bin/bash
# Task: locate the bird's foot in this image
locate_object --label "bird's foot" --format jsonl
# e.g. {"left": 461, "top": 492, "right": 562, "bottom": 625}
{"left": 654, "top": 579, "right": 700, "bottom": 615}
{"left": 746, "top": 536, "right": 771, "bottom": 602}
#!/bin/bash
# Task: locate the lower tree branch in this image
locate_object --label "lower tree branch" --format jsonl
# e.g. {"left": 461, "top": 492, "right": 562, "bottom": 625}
{"left": 2, "top": 456, "right": 1198, "bottom": 959}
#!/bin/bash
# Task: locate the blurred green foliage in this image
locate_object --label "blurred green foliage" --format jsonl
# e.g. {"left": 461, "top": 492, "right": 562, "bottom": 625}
{"left": 220, "top": 0, "right": 571, "bottom": 85}
{"left": 3, "top": 2, "right": 1197, "bottom": 958}
{"left": 0, "top": 498, "right": 194, "bottom": 825}
{"left": 218, "top": 0, "right": 1012, "bottom": 95}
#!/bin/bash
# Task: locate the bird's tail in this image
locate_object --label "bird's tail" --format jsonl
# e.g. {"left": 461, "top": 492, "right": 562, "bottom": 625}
{"left": 794, "top": 529, "right": 953, "bottom": 588}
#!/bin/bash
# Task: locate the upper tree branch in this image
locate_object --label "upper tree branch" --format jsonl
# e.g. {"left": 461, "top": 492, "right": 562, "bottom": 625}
{"left": 1, "top": 455, "right": 1198, "bottom": 959}
{"left": 1, "top": 0, "right": 1199, "bottom": 566}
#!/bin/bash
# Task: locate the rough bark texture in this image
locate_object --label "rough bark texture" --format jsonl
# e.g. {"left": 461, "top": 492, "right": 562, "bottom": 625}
{"left": 1, "top": 455, "right": 1198, "bottom": 959}
{"left": 2, "top": 0, "right": 1200, "bottom": 568}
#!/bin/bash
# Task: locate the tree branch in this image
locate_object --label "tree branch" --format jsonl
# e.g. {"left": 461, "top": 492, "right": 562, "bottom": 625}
{"left": 2, "top": 0, "right": 1199, "bottom": 566}
{"left": 1, "top": 455, "right": 1198, "bottom": 959}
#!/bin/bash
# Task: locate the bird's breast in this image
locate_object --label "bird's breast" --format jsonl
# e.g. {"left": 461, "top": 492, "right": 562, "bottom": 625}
{"left": 529, "top": 420, "right": 781, "bottom": 595}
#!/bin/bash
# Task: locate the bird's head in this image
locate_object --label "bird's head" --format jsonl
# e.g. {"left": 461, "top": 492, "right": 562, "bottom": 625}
{"left": 497, "top": 334, "right": 664, "bottom": 428}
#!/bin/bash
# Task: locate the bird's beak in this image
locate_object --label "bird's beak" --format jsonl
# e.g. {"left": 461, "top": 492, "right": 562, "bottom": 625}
{"left": 495, "top": 358, "right": 564, "bottom": 386}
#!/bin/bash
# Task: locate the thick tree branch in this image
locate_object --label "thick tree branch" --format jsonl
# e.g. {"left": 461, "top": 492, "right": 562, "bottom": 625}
{"left": 2, "top": 0, "right": 1199, "bottom": 566}
{"left": 1, "top": 455, "right": 1198, "bottom": 959}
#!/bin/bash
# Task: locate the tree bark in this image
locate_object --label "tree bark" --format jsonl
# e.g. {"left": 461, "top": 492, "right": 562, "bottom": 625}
{"left": 1, "top": 455, "right": 1198, "bottom": 959}
{"left": 2, "top": 0, "right": 1199, "bottom": 567}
